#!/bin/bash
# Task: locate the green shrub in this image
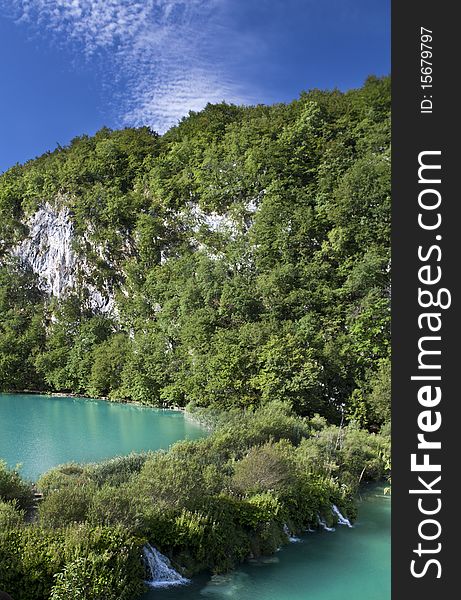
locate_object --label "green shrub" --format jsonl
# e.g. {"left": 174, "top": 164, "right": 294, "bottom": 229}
{"left": 0, "top": 460, "right": 33, "bottom": 509}
{"left": 138, "top": 451, "right": 223, "bottom": 509}
{"left": 295, "top": 423, "right": 389, "bottom": 492}
{"left": 50, "top": 547, "right": 144, "bottom": 600}
{"left": 38, "top": 483, "right": 97, "bottom": 527}
{"left": 37, "top": 463, "right": 89, "bottom": 495}
{"left": 85, "top": 452, "right": 152, "bottom": 487}
{"left": 87, "top": 483, "right": 148, "bottom": 531}
{"left": 230, "top": 440, "right": 297, "bottom": 495}
{"left": 251, "top": 520, "right": 286, "bottom": 557}
{"left": 0, "top": 525, "right": 145, "bottom": 600}
{"left": 0, "top": 527, "right": 65, "bottom": 600}
{"left": 37, "top": 454, "right": 152, "bottom": 496}
{"left": 339, "top": 425, "right": 388, "bottom": 484}
{"left": 0, "top": 529, "right": 25, "bottom": 597}
{"left": 245, "top": 493, "right": 284, "bottom": 527}
{"left": 192, "top": 496, "right": 251, "bottom": 573}
{"left": 140, "top": 501, "right": 180, "bottom": 549}
{"left": 0, "top": 499, "right": 25, "bottom": 529}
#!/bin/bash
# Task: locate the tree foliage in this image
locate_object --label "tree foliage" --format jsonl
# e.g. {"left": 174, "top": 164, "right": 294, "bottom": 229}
{"left": 0, "top": 76, "right": 390, "bottom": 429}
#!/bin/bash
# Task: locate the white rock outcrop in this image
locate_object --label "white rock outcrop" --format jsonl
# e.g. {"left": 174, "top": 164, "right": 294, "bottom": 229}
{"left": 13, "top": 202, "right": 115, "bottom": 313}
{"left": 14, "top": 203, "right": 76, "bottom": 297}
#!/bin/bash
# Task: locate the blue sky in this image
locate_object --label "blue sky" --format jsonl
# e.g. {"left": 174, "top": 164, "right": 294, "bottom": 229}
{"left": 0, "top": 0, "right": 390, "bottom": 173}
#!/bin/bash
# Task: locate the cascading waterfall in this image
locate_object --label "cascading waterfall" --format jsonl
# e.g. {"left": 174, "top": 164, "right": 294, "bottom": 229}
{"left": 317, "top": 504, "right": 353, "bottom": 531}
{"left": 283, "top": 523, "right": 301, "bottom": 543}
{"left": 143, "top": 544, "right": 190, "bottom": 588}
{"left": 317, "top": 515, "right": 335, "bottom": 532}
{"left": 332, "top": 505, "right": 353, "bottom": 528}
{"left": 143, "top": 508, "right": 351, "bottom": 588}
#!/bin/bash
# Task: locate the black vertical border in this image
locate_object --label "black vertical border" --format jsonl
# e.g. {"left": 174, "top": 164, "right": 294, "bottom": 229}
{"left": 392, "top": 2, "right": 458, "bottom": 598}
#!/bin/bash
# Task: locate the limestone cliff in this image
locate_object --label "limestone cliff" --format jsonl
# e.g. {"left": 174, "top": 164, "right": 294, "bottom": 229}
{"left": 13, "top": 202, "right": 115, "bottom": 313}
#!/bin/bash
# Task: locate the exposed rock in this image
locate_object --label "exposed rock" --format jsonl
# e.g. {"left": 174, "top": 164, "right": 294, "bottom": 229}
{"left": 13, "top": 202, "right": 115, "bottom": 313}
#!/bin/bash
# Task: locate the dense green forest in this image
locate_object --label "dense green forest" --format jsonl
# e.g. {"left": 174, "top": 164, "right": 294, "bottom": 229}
{"left": 1, "top": 76, "right": 390, "bottom": 598}
{"left": 0, "top": 75, "right": 390, "bottom": 429}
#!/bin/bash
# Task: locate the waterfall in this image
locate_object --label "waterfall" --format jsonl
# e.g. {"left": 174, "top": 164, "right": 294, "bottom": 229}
{"left": 283, "top": 523, "right": 301, "bottom": 543}
{"left": 332, "top": 505, "right": 353, "bottom": 528}
{"left": 317, "top": 515, "right": 335, "bottom": 532}
{"left": 143, "top": 544, "right": 190, "bottom": 588}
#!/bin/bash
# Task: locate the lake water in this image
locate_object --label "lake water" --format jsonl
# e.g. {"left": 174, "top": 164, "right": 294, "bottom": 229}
{"left": 0, "top": 393, "right": 206, "bottom": 481}
{"left": 143, "top": 484, "right": 391, "bottom": 600}
{"left": 0, "top": 393, "right": 390, "bottom": 600}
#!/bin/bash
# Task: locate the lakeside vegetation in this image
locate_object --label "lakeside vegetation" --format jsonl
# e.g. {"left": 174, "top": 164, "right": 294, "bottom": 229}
{"left": 1, "top": 401, "right": 389, "bottom": 599}
{"left": 0, "top": 76, "right": 390, "bottom": 598}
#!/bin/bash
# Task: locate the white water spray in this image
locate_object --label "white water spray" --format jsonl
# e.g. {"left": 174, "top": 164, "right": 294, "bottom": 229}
{"left": 332, "top": 505, "right": 353, "bottom": 528}
{"left": 317, "top": 514, "right": 335, "bottom": 532}
{"left": 283, "top": 523, "right": 301, "bottom": 543}
{"left": 143, "top": 544, "right": 190, "bottom": 588}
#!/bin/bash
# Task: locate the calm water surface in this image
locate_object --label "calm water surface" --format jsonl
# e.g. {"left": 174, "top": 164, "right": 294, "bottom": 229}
{"left": 0, "top": 393, "right": 206, "bottom": 480}
{"left": 143, "top": 485, "right": 390, "bottom": 600}
{"left": 0, "top": 394, "right": 390, "bottom": 600}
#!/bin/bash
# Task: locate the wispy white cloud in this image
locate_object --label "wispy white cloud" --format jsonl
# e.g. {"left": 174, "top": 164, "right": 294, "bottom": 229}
{"left": 1, "top": 0, "right": 258, "bottom": 132}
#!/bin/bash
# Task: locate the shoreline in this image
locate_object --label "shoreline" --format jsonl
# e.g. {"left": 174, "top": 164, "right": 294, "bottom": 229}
{"left": 2, "top": 389, "right": 186, "bottom": 413}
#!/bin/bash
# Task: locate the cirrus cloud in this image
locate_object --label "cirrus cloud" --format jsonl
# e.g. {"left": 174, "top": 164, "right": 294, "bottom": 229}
{"left": 1, "top": 0, "right": 258, "bottom": 132}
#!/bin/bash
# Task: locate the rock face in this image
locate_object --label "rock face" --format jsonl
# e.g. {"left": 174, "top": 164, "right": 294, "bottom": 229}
{"left": 13, "top": 202, "right": 115, "bottom": 313}
{"left": 10, "top": 198, "right": 257, "bottom": 316}
{"left": 14, "top": 202, "right": 76, "bottom": 298}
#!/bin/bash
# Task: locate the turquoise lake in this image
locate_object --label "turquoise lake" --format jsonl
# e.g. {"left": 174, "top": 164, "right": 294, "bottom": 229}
{"left": 143, "top": 485, "right": 391, "bottom": 600}
{"left": 0, "top": 393, "right": 206, "bottom": 480}
{"left": 0, "top": 394, "right": 390, "bottom": 600}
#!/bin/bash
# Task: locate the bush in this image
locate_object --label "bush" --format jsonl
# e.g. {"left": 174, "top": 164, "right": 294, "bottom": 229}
{"left": 231, "top": 440, "right": 297, "bottom": 495}
{"left": 338, "top": 425, "right": 389, "bottom": 486}
{"left": 38, "top": 483, "right": 97, "bottom": 527}
{"left": 138, "top": 451, "right": 223, "bottom": 509}
{"left": 50, "top": 548, "right": 144, "bottom": 600}
{"left": 0, "top": 527, "right": 65, "bottom": 600}
{"left": 87, "top": 484, "right": 148, "bottom": 531}
{"left": 187, "top": 496, "right": 251, "bottom": 573}
{"left": 37, "top": 463, "right": 89, "bottom": 495}
{"left": 245, "top": 493, "right": 284, "bottom": 527}
{"left": 0, "top": 499, "right": 25, "bottom": 529}
{"left": 85, "top": 452, "right": 152, "bottom": 487}
{"left": 0, "top": 525, "right": 145, "bottom": 600}
{"left": 37, "top": 453, "right": 152, "bottom": 495}
{"left": 213, "top": 401, "right": 311, "bottom": 458}
{"left": 0, "top": 460, "right": 33, "bottom": 509}
{"left": 296, "top": 423, "right": 389, "bottom": 492}
{"left": 0, "top": 529, "right": 25, "bottom": 598}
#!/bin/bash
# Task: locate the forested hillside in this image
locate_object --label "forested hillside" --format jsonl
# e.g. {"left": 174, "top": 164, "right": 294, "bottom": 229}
{"left": 0, "top": 76, "right": 390, "bottom": 429}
